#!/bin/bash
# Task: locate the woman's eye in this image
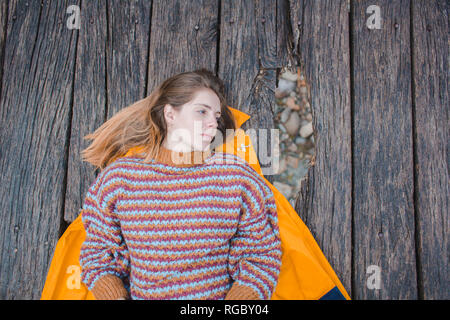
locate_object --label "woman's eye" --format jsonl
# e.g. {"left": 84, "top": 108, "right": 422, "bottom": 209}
{"left": 198, "top": 109, "right": 220, "bottom": 120}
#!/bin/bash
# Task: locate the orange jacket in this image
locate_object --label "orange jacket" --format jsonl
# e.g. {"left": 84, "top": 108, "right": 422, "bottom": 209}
{"left": 41, "top": 106, "right": 350, "bottom": 300}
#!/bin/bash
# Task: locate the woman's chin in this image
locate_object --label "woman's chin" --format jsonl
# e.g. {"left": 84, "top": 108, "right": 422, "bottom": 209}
{"left": 192, "top": 142, "right": 212, "bottom": 152}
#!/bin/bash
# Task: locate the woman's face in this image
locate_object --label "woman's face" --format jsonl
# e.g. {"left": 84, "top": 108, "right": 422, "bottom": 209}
{"left": 163, "top": 88, "right": 221, "bottom": 152}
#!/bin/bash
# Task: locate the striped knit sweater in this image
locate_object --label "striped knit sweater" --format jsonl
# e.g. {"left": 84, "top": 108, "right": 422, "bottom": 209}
{"left": 79, "top": 145, "right": 282, "bottom": 300}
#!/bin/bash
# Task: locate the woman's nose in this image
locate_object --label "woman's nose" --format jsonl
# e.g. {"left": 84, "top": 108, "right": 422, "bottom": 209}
{"left": 207, "top": 114, "right": 218, "bottom": 128}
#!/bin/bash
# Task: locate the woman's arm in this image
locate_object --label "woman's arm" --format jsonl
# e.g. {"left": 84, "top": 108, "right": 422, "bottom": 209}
{"left": 226, "top": 185, "right": 282, "bottom": 300}
{"left": 79, "top": 172, "right": 130, "bottom": 300}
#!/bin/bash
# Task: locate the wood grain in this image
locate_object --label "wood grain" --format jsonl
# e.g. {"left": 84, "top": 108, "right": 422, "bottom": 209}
{"left": 292, "top": 0, "right": 352, "bottom": 295}
{"left": 65, "top": 0, "right": 151, "bottom": 223}
{"left": 0, "top": 0, "right": 79, "bottom": 299}
{"left": 411, "top": 0, "right": 448, "bottom": 300}
{"left": 351, "top": 0, "right": 417, "bottom": 299}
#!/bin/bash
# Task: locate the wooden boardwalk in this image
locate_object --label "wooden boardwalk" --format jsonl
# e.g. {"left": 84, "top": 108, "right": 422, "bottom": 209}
{"left": 0, "top": 0, "right": 447, "bottom": 300}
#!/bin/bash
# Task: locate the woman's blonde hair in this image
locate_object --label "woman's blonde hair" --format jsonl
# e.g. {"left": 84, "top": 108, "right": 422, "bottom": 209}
{"left": 81, "top": 69, "right": 236, "bottom": 171}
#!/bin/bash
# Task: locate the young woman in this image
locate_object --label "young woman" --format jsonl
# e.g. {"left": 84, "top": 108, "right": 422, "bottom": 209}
{"left": 78, "top": 69, "right": 282, "bottom": 300}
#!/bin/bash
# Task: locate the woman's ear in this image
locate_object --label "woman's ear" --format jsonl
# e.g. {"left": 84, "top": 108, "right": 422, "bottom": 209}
{"left": 163, "top": 104, "right": 176, "bottom": 127}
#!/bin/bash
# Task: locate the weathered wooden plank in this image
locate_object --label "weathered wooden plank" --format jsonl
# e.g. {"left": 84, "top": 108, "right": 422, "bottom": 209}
{"left": 0, "top": 0, "right": 78, "bottom": 299}
{"left": 64, "top": 0, "right": 107, "bottom": 224}
{"left": 0, "top": 1, "right": 7, "bottom": 94}
{"left": 292, "top": 0, "right": 353, "bottom": 295}
{"left": 352, "top": 0, "right": 417, "bottom": 299}
{"left": 219, "top": 0, "right": 277, "bottom": 183}
{"left": 284, "top": 0, "right": 305, "bottom": 70}
{"left": 105, "top": 0, "right": 151, "bottom": 117}
{"left": 147, "top": 0, "right": 218, "bottom": 93}
{"left": 254, "top": 0, "right": 277, "bottom": 69}
{"left": 276, "top": 0, "right": 297, "bottom": 69}
{"left": 64, "top": 0, "right": 151, "bottom": 223}
{"left": 252, "top": 0, "right": 277, "bottom": 183}
{"left": 411, "top": 0, "right": 448, "bottom": 300}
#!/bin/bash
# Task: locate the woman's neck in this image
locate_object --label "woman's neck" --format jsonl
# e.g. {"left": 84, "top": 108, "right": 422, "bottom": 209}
{"left": 155, "top": 144, "right": 212, "bottom": 167}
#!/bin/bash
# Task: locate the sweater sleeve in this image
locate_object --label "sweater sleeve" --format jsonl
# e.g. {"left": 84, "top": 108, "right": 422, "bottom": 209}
{"left": 226, "top": 181, "right": 282, "bottom": 300}
{"left": 79, "top": 170, "right": 130, "bottom": 300}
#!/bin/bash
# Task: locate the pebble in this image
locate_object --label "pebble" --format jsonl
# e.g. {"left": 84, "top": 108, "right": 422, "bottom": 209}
{"left": 280, "top": 107, "right": 292, "bottom": 123}
{"left": 281, "top": 133, "right": 290, "bottom": 142}
{"left": 281, "top": 70, "right": 298, "bottom": 82}
{"left": 277, "top": 78, "right": 296, "bottom": 93}
{"left": 284, "top": 111, "right": 301, "bottom": 136}
{"left": 287, "top": 143, "right": 298, "bottom": 152}
{"left": 299, "top": 122, "right": 313, "bottom": 138}
{"left": 286, "top": 155, "right": 299, "bottom": 169}
{"left": 285, "top": 97, "right": 300, "bottom": 110}
{"left": 295, "top": 136, "right": 307, "bottom": 144}
{"left": 275, "top": 88, "right": 289, "bottom": 99}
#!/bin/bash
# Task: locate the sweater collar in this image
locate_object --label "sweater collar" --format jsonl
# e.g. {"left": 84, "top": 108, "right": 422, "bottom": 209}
{"left": 154, "top": 144, "right": 213, "bottom": 167}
